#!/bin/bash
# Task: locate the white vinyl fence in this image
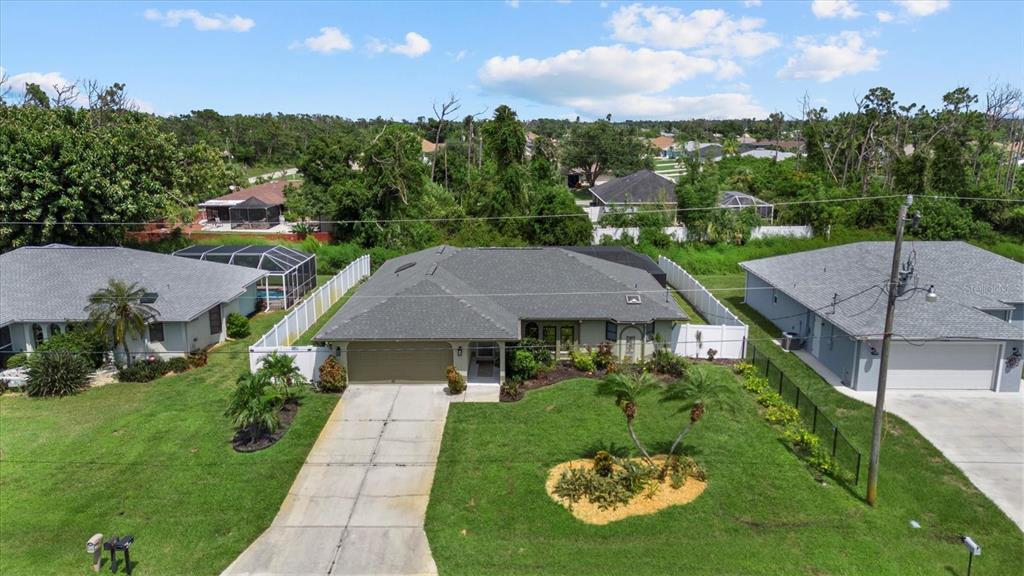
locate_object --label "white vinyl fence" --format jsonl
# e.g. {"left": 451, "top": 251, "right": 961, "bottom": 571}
{"left": 592, "top": 226, "right": 689, "bottom": 245}
{"left": 659, "top": 256, "right": 748, "bottom": 359}
{"left": 249, "top": 255, "right": 370, "bottom": 377}
{"left": 750, "top": 225, "right": 813, "bottom": 240}
{"left": 584, "top": 206, "right": 604, "bottom": 223}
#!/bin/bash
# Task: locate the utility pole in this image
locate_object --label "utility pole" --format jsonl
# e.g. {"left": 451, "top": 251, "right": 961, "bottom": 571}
{"left": 866, "top": 194, "right": 913, "bottom": 506}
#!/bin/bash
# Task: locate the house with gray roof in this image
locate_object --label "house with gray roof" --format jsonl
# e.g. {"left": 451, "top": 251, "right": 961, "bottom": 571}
{"left": 741, "top": 242, "right": 1023, "bottom": 392}
{"left": 0, "top": 245, "right": 266, "bottom": 364}
{"left": 590, "top": 170, "right": 678, "bottom": 224}
{"left": 315, "top": 246, "right": 687, "bottom": 384}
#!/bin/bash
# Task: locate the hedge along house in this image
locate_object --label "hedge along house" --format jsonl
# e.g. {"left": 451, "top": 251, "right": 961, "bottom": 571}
{"left": 0, "top": 245, "right": 265, "bottom": 364}
{"left": 173, "top": 244, "right": 316, "bottom": 309}
{"left": 741, "top": 242, "right": 1024, "bottom": 392}
{"left": 314, "top": 246, "right": 687, "bottom": 385}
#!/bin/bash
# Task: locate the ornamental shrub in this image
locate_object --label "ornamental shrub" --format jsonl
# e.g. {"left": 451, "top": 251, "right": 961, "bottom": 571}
{"left": 592, "top": 450, "right": 614, "bottom": 477}
{"left": 648, "top": 348, "right": 689, "bottom": 376}
{"left": 6, "top": 352, "right": 28, "bottom": 369}
{"left": 744, "top": 375, "right": 770, "bottom": 394}
{"left": 784, "top": 426, "right": 821, "bottom": 455}
{"left": 37, "top": 326, "right": 108, "bottom": 369}
{"left": 318, "top": 356, "right": 347, "bottom": 393}
{"left": 571, "top": 349, "right": 596, "bottom": 372}
{"left": 117, "top": 357, "right": 170, "bottom": 383}
{"left": 510, "top": 350, "right": 539, "bottom": 382}
{"left": 226, "top": 313, "right": 251, "bottom": 339}
{"left": 445, "top": 364, "right": 467, "bottom": 394}
{"left": 765, "top": 403, "right": 800, "bottom": 426}
{"left": 517, "top": 337, "right": 554, "bottom": 367}
{"left": 165, "top": 357, "right": 190, "bottom": 374}
{"left": 756, "top": 389, "right": 785, "bottom": 408}
{"left": 733, "top": 362, "right": 758, "bottom": 378}
{"left": 25, "top": 349, "right": 91, "bottom": 397}
{"left": 188, "top": 349, "right": 209, "bottom": 368}
{"left": 593, "top": 341, "right": 615, "bottom": 370}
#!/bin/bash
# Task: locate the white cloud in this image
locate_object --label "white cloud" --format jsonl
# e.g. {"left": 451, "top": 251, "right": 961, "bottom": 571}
{"left": 743, "top": 0, "right": 763, "bottom": 6}
{"left": 777, "top": 31, "right": 883, "bottom": 82}
{"left": 505, "top": 0, "right": 519, "bottom": 7}
{"left": 715, "top": 60, "right": 744, "bottom": 80}
{"left": 894, "top": 0, "right": 950, "bottom": 17}
{"left": 608, "top": 4, "right": 780, "bottom": 59}
{"left": 292, "top": 27, "right": 353, "bottom": 54}
{"left": 478, "top": 44, "right": 763, "bottom": 119}
{"left": 875, "top": 10, "right": 894, "bottom": 22}
{"left": 2, "top": 68, "right": 153, "bottom": 111}
{"left": 449, "top": 50, "right": 469, "bottom": 62}
{"left": 810, "top": 0, "right": 862, "bottom": 19}
{"left": 367, "top": 32, "right": 431, "bottom": 58}
{"left": 143, "top": 8, "right": 254, "bottom": 32}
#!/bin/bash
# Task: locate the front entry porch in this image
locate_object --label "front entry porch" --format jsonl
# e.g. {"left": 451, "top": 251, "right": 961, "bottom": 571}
{"left": 468, "top": 342, "right": 502, "bottom": 385}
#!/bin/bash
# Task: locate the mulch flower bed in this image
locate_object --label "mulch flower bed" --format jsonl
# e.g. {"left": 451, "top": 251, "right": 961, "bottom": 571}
{"left": 231, "top": 401, "right": 298, "bottom": 452}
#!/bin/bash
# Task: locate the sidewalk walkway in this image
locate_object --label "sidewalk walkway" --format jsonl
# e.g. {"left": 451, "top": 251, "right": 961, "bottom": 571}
{"left": 222, "top": 384, "right": 498, "bottom": 576}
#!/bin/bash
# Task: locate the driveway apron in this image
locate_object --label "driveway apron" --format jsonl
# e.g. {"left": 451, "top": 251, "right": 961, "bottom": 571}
{"left": 222, "top": 384, "right": 497, "bottom": 576}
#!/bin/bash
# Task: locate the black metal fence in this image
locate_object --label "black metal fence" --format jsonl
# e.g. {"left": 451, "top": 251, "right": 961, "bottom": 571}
{"left": 746, "top": 344, "right": 863, "bottom": 484}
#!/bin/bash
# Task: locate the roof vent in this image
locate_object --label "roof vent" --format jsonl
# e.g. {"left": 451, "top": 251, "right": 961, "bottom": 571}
{"left": 427, "top": 263, "right": 438, "bottom": 276}
{"left": 141, "top": 292, "right": 159, "bottom": 304}
{"left": 394, "top": 262, "right": 416, "bottom": 275}
{"left": 625, "top": 294, "right": 642, "bottom": 305}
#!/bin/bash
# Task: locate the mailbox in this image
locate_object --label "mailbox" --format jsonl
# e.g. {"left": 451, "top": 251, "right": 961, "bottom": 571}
{"left": 86, "top": 534, "right": 103, "bottom": 572}
{"left": 102, "top": 535, "right": 135, "bottom": 575}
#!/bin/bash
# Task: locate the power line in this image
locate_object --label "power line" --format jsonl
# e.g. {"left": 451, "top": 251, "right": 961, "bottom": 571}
{"left": 6, "top": 194, "right": 1018, "bottom": 227}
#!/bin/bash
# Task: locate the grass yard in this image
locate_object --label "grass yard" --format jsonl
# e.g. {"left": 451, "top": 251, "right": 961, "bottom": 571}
{"left": 0, "top": 312, "right": 339, "bottom": 575}
{"left": 427, "top": 369, "right": 1023, "bottom": 575}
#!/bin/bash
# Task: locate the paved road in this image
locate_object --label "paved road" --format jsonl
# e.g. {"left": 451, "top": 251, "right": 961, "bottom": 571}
{"left": 840, "top": 388, "right": 1024, "bottom": 530}
{"left": 222, "top": 384, "right": 497, "bottom": 576}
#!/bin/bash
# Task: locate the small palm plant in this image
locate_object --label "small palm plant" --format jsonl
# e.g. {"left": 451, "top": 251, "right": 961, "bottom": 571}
{"left": 85, "top": 279, "right": 158, "bottom": 366}
{"left": 225, "top": 370, "right": 283, "bottom": 439}
{"left": 260, "top": 353, "right": 307, "bottom": 401}
{"left": 597, "top": 369, "right": 661, "bottom": 464}
{"left": 658, "top": 365, "right": 726, "bottom": 477}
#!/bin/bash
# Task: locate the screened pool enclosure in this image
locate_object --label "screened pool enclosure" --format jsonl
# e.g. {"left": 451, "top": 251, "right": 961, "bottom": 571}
{"left": 173, "top": 245, "right": 316, "bottom": 309}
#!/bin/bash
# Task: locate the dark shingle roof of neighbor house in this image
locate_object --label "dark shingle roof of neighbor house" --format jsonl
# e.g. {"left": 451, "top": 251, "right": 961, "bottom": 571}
{"left": 590, "top": 170, "right": 677, "bottom": 205}
{"left": 316, "top": 246, "right": 687, "bottom": 341}
{"left": 740, "top": 241, "right": 1024, "bottom": 341}
{"left": 0, "top": 245, "right": 266, "bottom": 325}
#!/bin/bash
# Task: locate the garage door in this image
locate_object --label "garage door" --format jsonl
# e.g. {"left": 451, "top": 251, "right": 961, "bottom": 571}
{"left": 888, "top": 342, "right": 999, "bottom": 390}
{"left": 346, "top": 341, "right": 452, "bottom": 384}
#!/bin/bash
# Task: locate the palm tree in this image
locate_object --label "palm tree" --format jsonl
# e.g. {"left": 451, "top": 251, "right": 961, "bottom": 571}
{"left": 596, "top": 370, "right": 661, "bottom": 463}
{"left": 85, "top": 279, "right": 158, "bottom": 366}
{"left": 658, "top": 365, "right": 726, "bottom": 476}
{"left": 225, "top": 370, "right": 283, "bottom": 438}
{"left": 260, "top": 353, "right": 307, "bottom": 399}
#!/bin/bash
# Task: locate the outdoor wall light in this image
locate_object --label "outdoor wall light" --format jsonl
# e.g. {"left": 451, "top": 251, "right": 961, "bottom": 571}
{"left": 457, "top": 346, "right": 463, "bottom": 357}
{"left": 926, "top": 285, "right": 938, "bottom": 303}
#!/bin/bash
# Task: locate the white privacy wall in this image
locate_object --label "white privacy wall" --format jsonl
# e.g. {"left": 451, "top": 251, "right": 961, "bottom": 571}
{"left": 659, "top": 256, "right": 748, "bottom": 359}
{"left": 249, "top": 255, "right": 370, "bottom": 378}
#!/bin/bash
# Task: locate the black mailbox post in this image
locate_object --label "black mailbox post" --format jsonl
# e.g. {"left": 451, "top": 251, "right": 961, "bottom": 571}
{"left": 102, "top": 535, "right": 135, "bottom": 574}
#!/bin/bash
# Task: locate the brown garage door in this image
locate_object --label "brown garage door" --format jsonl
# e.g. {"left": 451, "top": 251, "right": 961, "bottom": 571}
{"left": 346, "top": 341, "right": 452, "bottom": 384}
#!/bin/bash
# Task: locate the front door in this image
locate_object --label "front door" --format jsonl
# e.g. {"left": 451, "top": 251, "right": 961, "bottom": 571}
{"left": 542, "top": 326, "right": 557, "bottom": 356}
{"left": 559, "top": 324, "right": 575, "bottom": 356}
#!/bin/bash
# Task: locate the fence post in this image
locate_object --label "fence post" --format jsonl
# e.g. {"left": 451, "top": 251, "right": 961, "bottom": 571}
{"left": 812, "top": 406, "right": 818, "bottom": 434}
{"left": 832, "top": 427, "right": 839, "bottom": 458}
{"left": 778, "top": 369, "right": 784, "bottom": 393}
{"left": 795, "top": 388, "right": 801, "bottom": 409}
{"left": 855, "top": 452, "right": 862, "bottom": 485}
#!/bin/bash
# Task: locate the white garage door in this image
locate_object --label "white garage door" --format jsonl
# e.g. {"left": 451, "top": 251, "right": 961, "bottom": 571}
{"left": 346, "top": 341, "right": 451, "bottom": 384}
{"left": 888, "top": 342, "right": 999, "bottom": 390}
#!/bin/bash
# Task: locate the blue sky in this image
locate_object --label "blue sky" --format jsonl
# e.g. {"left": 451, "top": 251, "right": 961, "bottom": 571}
{"left": 1, "top": 1, "right": 1020, "bottom": 120}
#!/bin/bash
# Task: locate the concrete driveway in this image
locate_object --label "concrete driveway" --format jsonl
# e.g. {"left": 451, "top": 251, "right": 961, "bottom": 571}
{"left": 841, "top": 388, "right": 1024, "bottom": 530}
{"left": 222, "top": 384, "right": 497, "bottom": 576}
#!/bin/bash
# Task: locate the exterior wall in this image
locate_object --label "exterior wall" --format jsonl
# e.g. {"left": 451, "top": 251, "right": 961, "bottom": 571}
{"left": 807, "top": 315, "right": 858, "bottom": 385}
{"left": 744, "top": 272, "right": 811, "bottom": 338}
{"left": 997, "top": 339, "right": 1023, "bottom": 392}
{"left": 224, "top": 283, "right": 260, "bottom": 318}
{"left": 184, "top": 304, "right": 226, "bottom": 353}
{"left": 1009, "top": 304, "right": 1024, "bottom": 331}
{"left": 525, "top": 319, "right": 674, "bottom": 359}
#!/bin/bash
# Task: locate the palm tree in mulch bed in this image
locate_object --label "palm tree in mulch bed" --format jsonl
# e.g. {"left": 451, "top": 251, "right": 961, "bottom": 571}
{"left": 85, "top": 279, "right": 158, "bottom": 366}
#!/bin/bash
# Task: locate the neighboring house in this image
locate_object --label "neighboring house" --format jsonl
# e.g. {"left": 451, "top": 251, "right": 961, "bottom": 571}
{"left": 739, "top": 149, "right": 796, "bottom": 161}
{"left": 590, "top": 170, "right": 678, "bottom": 222}
{"left": 0, "top": 245, "right": 265, "bottom": 363}
{"left": 198, "top": 180, "right": 290, "bottom": 230}
{"left": 315, "top": 246, "right": 687, "bottom": 385}
{"left": 650, "top": 135, "right": 675, "bottom": 158}
{"left": 681, "top": 141, "right": 724, "bottom": 161}
{"left": 741, "top": 242, "right": 1024, "bottom": 392}
{"left": 720, "top": 190, "right": 774, "bottom": 220}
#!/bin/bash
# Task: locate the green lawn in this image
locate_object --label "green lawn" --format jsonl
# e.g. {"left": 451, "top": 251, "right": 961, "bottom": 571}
{"left": 427, "top": 370, "right": 1022, "bottom": 575}
{"left": 0, "top": 312, "right": 339, "bottom": 575}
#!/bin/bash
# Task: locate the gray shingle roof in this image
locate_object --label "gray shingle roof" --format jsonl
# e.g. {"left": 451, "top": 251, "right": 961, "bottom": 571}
{"left": 316, "top": 246, "right": 686, "bottom": 341}
{"left": 590, "top": 170, "right": 677, "bottom": 204}
{"left": 740, "top": 241, "right": 1024, "bottom": 341}
{"left": 0, "top": 245, "right": 266, "bottom": 325}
